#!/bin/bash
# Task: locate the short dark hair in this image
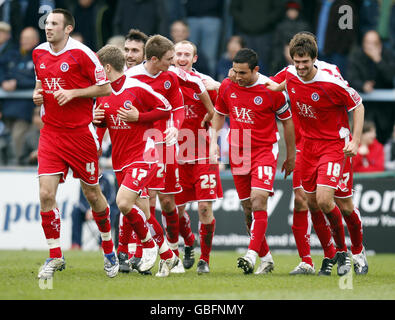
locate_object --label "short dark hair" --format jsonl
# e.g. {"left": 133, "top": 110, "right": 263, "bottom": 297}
{"left": 51, "top": 8, "right": 75, "bottom": 29}
{"left": 125, "top": 29, "right": 148, "bottom": 44}
{"left": 289, "top": 32, "right": 318, "bottom": 59}
{"left": 233, "top": 48, "right": 258, "bottom": 70}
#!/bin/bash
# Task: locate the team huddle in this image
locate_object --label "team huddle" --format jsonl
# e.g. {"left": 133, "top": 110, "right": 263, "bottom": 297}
{"left": 33, "top": 9, "right": 368, "bottom": 280}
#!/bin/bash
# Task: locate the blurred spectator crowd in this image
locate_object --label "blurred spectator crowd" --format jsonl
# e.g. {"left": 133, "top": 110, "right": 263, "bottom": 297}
{"left": 0, "top": 0, "right": 395, "bottom": 172}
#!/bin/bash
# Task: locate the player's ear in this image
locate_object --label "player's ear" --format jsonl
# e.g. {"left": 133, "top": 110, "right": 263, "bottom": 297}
{"left": 192, "top": 55, "right": 198, "bottom": 64}
{"left": 253, "top": 65, "right": 259, "bottom": 74}
{"left": 104, "top": 63, "right": 111, "bottom": 74}
{"left": 65, "top": 25, "right": 73, "bottom": 35}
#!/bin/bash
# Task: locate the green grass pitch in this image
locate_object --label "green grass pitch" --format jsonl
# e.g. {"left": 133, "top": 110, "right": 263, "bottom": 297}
{"left": 1, "top": 250, "right": 394, "bottom": 300}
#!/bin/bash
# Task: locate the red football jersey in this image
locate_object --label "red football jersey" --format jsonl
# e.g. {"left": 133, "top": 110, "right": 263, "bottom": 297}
{"left": 271, "top": 59, "right": 347, "bottom": 149}
{"left": 178, "top": 70, "right": 217, "bottom": 162}
{"left": 125, "top": 63, "right": 206, "bottom": 141}
{"left": 284, "top": 66, "right": 361, "bottom": 141}
{"left": 96, "top": 77, "right": 171, "bottom": 171}
{"left": 33, "top": 36, "right": 109, "bottom": 129}
{"left": 215, "top": 74, "right": 291, "bottom": 157}
{"left": 125, "top": 63, "right": 183, "bottom": 141}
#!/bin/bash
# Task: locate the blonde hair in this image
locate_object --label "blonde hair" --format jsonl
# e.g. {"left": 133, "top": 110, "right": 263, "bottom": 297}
{"left": 97, "top": 45, "right": 125, "bottom": 73}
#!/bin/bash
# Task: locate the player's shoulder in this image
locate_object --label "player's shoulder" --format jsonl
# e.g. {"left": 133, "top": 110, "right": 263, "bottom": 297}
{"left": 315, "top": 68, "right": 349, "bottom": 90}
{"left": 125, "top": 62, "right": 146, "bottom": 77}
{"left": 255, "top": 74, "right": 283, "bottom": 96}
{"left": 34, "top": 41, "right": 50, "bottom": 52}
{"left": 124, "top": 76, "right": 156, "bottom": 93}
{"left": 220, "top": 77, "right": 234, "bottom": 88}
{"left": 283, "top": 65, "right": 298, "bottom": 78}
{"left": 32, "top": 42, "right": 50, "bottom": 61}
{"left": 66, "top": 37, "right": 100, "bottom": 61}
{"left": 218, "top": 78, "right": 235, "bottom": 95}
{"left": 164, "top": 68, "right": 179, "bottom": 82}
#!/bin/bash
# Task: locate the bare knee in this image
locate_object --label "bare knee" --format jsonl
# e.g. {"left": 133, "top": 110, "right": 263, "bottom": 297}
{"left": 335, "top": 198, "right": 354, "bottom": 216}
{"left": 316, "top": 196, "right": 335, "bottom": 214}
{"left": 116, "top": 195, "right": 131, "bottom": 215}
{"left": 159, "top": 194, "right": 175, "bottom": 213}
{"left": 178, "top": 205, "right": 185, "bottom": 218}
{"left": 39, "top": 186, "right": 57, "bottom": 210}
{"left": 250, "top": 193, "right": 268, "bottom": 212}
{"left": 198, "top": 202, "right": 213, "bottom": 223}
{"left": 82, "top": 187, "right": 101, "bottom": 206}
{"left": 294, "top": 189, "right": 308, "bottom": 211}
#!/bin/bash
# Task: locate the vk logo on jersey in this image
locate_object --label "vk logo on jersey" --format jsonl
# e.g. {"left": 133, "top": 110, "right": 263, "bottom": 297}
{"left": 254, "top": 96, "right": 263, "bottom": 105}
{"left": 185, "top": 105, "right": 198, "bottom": 119}
{"left": 311, "top": 92, "right": 320, "bottom": 101}
{"left": 233, "top": 106, "right": 254, "bottom": 124}
{"left": 44, "top": 78, "right": 63, "bottom": 91}
{"left": 296, "top": 101, "right": 317, "bottom": 119}
{"left": 60, "top": 62, "right": 69, "bottom": 72}
{"left": 109, "top": 114, "right": 129, "bottom": 129}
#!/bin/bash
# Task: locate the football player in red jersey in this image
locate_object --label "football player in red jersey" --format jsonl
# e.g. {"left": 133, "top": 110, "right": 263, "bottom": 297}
{"left": 94, "top": 45, "right": 181, "bottom": 277}
{"left": 121, "top": 35, "right": 214, "bottom": 270}
{"left": 32, "top": 9, "right": 119, "bottom": 280}
{"left": 270, "top": 58, "right": 367, "bottom": 276}
{"left": 173, "top": 40, "right": 223, "bottom": 274}
{"left": 210, "top": 48, "right": 296, "bottom": 275}
{"left": 267, "top": 33, "right": 366, "bottom": 276}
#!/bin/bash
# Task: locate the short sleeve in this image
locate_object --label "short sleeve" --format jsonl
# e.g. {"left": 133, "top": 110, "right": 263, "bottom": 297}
{"left": 214, "top": 80, "right": 230, "bottom": 115}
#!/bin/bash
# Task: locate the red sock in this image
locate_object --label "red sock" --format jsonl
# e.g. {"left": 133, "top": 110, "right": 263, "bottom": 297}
{"left": 92, "top": 207, "right": 113, "bottom": 254}
{"left": 179, "top": 211, "right": 195, "bottom": 247}
{"left": 128, "top": 231, "right": 138, "bottom": 258}
{"left": 311, "top": 210, "right": 336, "bottom": 259}
{"left": 162, "top": 209, "right": 179, "bottom": 250}
{"left": 248, "top": 210, "right": 268, "bottom": 253}
{"left": 343, "top": 207, "right": 363, "bottom": 254}
{"left": 199, "top": 219, "right": 216, "bottom": 263}
{"left": 40, "top": 209, "right": 62, "bottom": 258}
{"left": 326, "top": 205, "right": 347, "bottom": 252}
{"left": 258, "top": 235, "right": 270, "bottom": 258}
{"left": 118, "top": 214, "right": 133, "bottom": 255}
{"left": 134, "top": 237, "right": 143, "bottom": 258}
{"left": 292, "top": 210, "right": 313, "bottom": 266}
{"left": 147, "top": 214, "right": 165, "bottom": 249}
{"left": 123, "top": 206, "right": 154, "bottom": 248}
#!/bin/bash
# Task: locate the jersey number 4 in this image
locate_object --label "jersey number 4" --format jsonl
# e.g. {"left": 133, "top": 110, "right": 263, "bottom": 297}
{"left": 86, "top": 162, "right": 96, "bottom": 175}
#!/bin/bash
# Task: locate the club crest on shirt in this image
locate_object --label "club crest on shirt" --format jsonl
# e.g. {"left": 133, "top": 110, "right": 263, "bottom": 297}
{"left": 193, "top": 93, "right": 200, "bottom": 100}
{"left": 254, "top": 96, "right": 263, "bottom": 105}
{"left": 60, "top": 62, "right": 69, "bottom": 72}
{"left": 311, "top": 92, "right": 320, "bottom": 101}
{"left": 123, "top": 100, "right": 132, "bottom": 109}
{"left": 164, "top": 80, "right": 171, "bottom": 90}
